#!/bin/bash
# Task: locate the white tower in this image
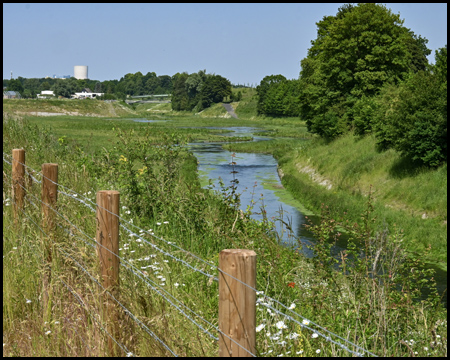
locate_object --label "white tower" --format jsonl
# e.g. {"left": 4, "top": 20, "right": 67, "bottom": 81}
{"left": 74, "top": 65, "right": 88, "bottom": 80}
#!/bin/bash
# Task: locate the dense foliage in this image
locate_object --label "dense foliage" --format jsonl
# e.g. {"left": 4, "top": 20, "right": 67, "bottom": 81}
{"left": 299, "top": 3, "right": 431, "bottom": 139}
{"left": 256, "top": 75, "right": 301, "bottom": 117}
{"left": 171, "top": 70, "right": 232, "bottom": 112}
{"left": 373, "top": 47, "right": 447, "bottom": 167}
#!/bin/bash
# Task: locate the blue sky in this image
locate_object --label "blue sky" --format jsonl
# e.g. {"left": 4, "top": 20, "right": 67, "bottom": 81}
{"left": 3, "top": 3, "right": 447, "bottom": 85}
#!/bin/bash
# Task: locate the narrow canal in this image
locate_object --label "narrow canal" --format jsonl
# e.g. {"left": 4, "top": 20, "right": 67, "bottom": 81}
{"left": 132, "top": 120, "right": 446, "bottom": 306}
{"left": 188, "top": 126, "right": 347, "bottom": 258}
{"left": 187, "top": 125, "right": 447, "bottom": 307}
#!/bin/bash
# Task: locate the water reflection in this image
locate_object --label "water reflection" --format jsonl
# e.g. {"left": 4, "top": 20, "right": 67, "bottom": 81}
{"left": 188, "top": 128, "right": 323, "bottom": 254}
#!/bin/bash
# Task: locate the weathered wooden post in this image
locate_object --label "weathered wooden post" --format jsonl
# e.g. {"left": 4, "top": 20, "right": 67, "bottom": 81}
{"left": 41, "top": 163, "right": 58, "bottom": 321}
{"left": 96, "top": 190, "right": 120, "bottom": 356}
{"left": 12, "top": 149, "right": 25, "bottom": 223}
{"left": 219, "top": 249, "right": 257, "bottom": 357}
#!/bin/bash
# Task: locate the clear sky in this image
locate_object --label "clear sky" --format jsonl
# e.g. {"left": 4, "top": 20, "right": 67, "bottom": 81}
{"left": 3, "top": 3, "right": 447, "bottom": 85}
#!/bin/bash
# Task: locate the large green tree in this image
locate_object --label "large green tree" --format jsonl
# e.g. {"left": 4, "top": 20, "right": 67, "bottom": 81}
{"left": 373, "top": 46, "right": 447, "bottom": 167}
{"left": 256, "top": 74, "right": 286, "bottom": 115}
{"left": 171, "top": 72, "right": 189, "bottom": 111}
{"left": 299, "top": 3, "right": 431, "bottom": 139}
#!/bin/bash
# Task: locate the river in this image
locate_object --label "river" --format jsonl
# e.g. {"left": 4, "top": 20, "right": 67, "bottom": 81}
{"left": 132, "top": 120, "right": 446, "bottom": 306}
{"left": 187, "top": 125, "right": 447, "bottom": 307}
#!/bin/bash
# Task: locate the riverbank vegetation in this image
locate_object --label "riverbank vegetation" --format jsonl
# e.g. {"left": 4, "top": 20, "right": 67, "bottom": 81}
{"left": 3, "top": 113, "right": 447, "bottom": 356}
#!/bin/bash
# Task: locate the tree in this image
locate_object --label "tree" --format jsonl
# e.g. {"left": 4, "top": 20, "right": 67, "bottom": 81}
{"left": 40, "top": 81, "right": 51, "bottom": 91}
{"left": 373, "top": 48, "right": 447, "bottom": 167}
{"left": 299, "top": 3, "right": 431, "bottom": 139}
{"left": 256, "top": 75, "right": 286, "bottom": 115}
{"left": 171, "top": 72, "right": 189, "bottom": 111}
{"left": 7, "top": 79, "right": 24, "bottom": 93}
{"left": 52, "top": 79, "right": 74, "bottom": 98}
{"left": 199, "top": 74, "right": 232, "bottom": 109}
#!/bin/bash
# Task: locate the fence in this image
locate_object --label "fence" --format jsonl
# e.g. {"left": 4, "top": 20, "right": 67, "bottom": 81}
{"left": 3, "top": 149, "right": 378, "bottom": 357}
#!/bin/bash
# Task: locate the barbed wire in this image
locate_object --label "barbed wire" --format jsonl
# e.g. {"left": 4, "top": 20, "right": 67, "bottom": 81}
{"left": 217, "top": 268, "right": 378, "bottom": 357}
{"left": 5, "top": 196, "right": 133, "bottom": 356}
{"left": 5, "top": 175, "right": 220, "bottom": 354}
{"left": 4, "top": 152, "right": 378, "bottom": 357}
{"left": 56, "top": 246, "right": 178, "bottom": 357}
{"left": 3, "top": 156, "right": 220, "bottom": 285}
{"left": 3, "top": 155, "right": 220, "bottom": 276}
{"left": 120, "top": 222, "right": 218, "bottom": 281}
{"left": 6, "top": 179, "right": 255, "bottom": 356}
{"left": 3, "top": 152, "right": 42, "bottom": 184}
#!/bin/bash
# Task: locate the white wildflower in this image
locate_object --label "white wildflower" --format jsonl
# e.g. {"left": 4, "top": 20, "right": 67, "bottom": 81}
{"left": 311, "top": 333, "right": 318, "bottom": 339}
{"left": 302, "top": 319, "right": 310, "bottom": 326}
{"left": 288, "top": 303, "right": 296, "bottom": 310}
{"left": 275, "top": 321, "right": 287, "bottom": 329}
{"left": 256, "top": 324, "right": 265, "bottom": 332}
{"left": 316, "top": 349, "right": 321, "bottom": 354}
{"left": 45, "top": 330, "right": 51, "bottom": 335}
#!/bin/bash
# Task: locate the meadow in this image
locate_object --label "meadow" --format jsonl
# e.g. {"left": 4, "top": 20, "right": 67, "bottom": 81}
{"left": 3, "top": 97, "right": 447, "bottom": 357}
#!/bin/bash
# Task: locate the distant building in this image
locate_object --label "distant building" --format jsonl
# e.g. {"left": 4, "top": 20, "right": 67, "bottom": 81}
{"left": 71, "top": 88, "right": 103, "bottom": 99}
{"left": 37, "top": 90, "right": 55, "bottom": 99}
{"left": 3, "top": 90, "right": 21, "bottom": 99}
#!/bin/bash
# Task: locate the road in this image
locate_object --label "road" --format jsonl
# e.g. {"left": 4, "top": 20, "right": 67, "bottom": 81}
{"left": 222, "top": 103, "right": 238, "bottom": 119}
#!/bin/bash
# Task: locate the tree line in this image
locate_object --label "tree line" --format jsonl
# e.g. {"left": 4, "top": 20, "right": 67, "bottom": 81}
{"left": 3, "top": 71, "right": 175, "bottom": 100}
{"left": 4, "top": 69, "right": 237, "bottom": 113}
{"left": 256, "top": 3, "right": 447, "bottom": 168}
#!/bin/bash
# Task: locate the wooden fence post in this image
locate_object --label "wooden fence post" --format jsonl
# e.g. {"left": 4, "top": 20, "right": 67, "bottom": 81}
{"left": 41, "top": 163, "right": 58, "bottom": 322}
{"left": 96, "top": 190, "right": 120, "bottom": 356}
{"left": 12, "top": 149, "right": 25, "bottom": 223}
{"left": 219, "top": 249, "right": 257, "bottom": 357}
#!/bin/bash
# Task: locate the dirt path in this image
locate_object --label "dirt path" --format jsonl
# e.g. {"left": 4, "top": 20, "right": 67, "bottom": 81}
{"left": 222, "top": 103, "right": 238, "bottom": 119}
{"left": 107, "top": 102, "right": 117, "bottom": 117}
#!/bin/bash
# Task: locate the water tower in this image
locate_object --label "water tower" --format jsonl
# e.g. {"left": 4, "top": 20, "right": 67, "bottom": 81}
{"left": 74, "top": 65, "right": 88, "bottom": 80}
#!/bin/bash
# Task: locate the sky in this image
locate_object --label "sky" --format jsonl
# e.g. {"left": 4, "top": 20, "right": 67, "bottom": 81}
{"left": 3, "top": 3, "right": 447, "bottom": 86}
